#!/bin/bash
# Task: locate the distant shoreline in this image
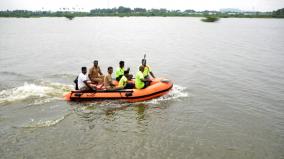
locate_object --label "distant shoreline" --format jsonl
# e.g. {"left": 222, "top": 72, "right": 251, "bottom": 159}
{"left": 1, "top": 7, "right": 283, "bottom": 19}
{"left": 0, "top": 14, "right": 283, "bottom": 19}
{"left": 0, "top": 16, "right": 283, "bottom": 19}
{"left": 0, "top": 15, "right": 283, "bottom": 19}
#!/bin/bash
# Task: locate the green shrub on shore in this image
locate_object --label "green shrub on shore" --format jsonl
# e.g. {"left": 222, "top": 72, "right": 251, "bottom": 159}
{"left": 65, "top": 14, "right": 75, "bottom": 20}
{"left": 201, "top": 16, "right": 219, "bottom": 22}
{"left": 272, "top": 8, "right": 284, "bottom": 18}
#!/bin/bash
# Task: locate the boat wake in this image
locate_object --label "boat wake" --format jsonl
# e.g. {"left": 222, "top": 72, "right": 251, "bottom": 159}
{"left": 22, "top": 116, "right": 65, "bottom": 128}
{"left": 144, "top": 84, "right": 188, "bottom": 104}
{"left": 0, "top": 81, "right": 73, "bottom": 105}
{"left": 22, "top": 116, "right": 67, "bottom": 128}
{"left": 0, "top": 81, "right": 188, "bottom": 106}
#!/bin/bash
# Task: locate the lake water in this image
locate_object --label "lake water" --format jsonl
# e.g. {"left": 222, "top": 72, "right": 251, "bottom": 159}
{"left": 0, "top": 17, "right": 284, "bottom": 159}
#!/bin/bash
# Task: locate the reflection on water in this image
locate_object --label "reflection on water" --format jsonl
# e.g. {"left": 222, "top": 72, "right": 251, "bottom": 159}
{"left": 71, "top": 102, "right": 154, "bottom": 130}
{"left": 136, "top": 103, "right": 147, "bottom": 120}
{"left": 69, "top": 100, "right": 178, "bottom": 135}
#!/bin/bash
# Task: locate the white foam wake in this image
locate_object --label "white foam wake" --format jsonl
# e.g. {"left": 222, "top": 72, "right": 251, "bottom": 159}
{"left": 24, "top": 116, "right": 65, "bottom": 128}
{"left": 145, "top": 84, "right": 189, "bottom": 104}
{"left": 0, "top": 82, "right": 73, "bottom": 105}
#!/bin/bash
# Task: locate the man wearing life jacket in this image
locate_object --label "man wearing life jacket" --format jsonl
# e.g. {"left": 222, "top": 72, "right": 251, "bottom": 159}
{"left": 135, "top": 66, "right": 151, "bottom": 89}
{"left": 78, "top": 67, "right": 95, "bottom": 91}
{"left": 118, "top": 70, "right": 134, "bottom": 89}
{"left": 104, "top": 66, "right": 116, "bottom": 90}
{"left": 115, "top": 61, "right": 130, "bottom": 81}
{"left": 88, "top": 60, "right": 104, "bottom": 84}
{"left": 141, "top": 59, "right": 155, "bottom": 79}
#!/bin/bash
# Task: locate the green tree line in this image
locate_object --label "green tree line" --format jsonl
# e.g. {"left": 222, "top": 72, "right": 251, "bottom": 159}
{"left": 272, "top": 8, "right": 284, "bottom": 18}
{"left": 0, "top": 6, "right": 283, "bottom": 18}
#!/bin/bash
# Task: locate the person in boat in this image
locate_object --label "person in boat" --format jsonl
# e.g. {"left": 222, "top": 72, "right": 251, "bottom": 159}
{"left": 104, "top": 66, "right": 116, "bottom": 90}
{"left": 88, "top": 60, "right": 104, "bottom": 84}
{"left": 141, "top": 59, "right": 155, "bottom": 79}
{"left": 135, "top": 66, "right": 152, "bottom": 89}
{"left": 115, "top": 61, "right": 130, "bottom": 81}
{"left": 78, "top": 67, "right": 96, "bottom": 91}
{"left": 118, "top": 70, "right": 135, "bottom": 89}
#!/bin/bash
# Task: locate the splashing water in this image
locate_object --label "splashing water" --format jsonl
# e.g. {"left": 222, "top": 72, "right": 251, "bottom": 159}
{"left": 145, "top": 84, "right": 189, "bottom": 104}
{"left": 0, "top": 82, "right": 73, "bottom": 105}
{"left": 23, "top": 116, "right": 66, "bottom": 128}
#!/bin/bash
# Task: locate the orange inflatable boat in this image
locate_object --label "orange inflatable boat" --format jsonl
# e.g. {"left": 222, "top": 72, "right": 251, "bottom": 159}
{"left": 64, "top": 78, "right": 173, "bottom": 102}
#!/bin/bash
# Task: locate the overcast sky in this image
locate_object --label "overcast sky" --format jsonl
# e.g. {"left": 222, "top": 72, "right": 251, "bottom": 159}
{"left": 0, "top": 0, "right": 283, "bottom": 11}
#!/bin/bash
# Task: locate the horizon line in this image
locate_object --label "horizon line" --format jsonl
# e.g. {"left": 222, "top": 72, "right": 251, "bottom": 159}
{"left": 1, "top": 6, "right": 282, "bottom": 13}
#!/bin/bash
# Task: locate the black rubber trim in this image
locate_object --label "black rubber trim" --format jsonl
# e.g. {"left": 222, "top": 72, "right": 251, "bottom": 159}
{"left": 70, "top": 84, "right": 173, "bottom": 101}
{"left": 99, "top": 89, "right": 133, "bottom": 93}
{"left": 72, "top": 89, "right": 134, "bottom": 93}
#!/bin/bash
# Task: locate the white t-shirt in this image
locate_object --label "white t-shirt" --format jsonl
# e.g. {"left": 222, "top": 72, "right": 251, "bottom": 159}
{"left": 78, "top": 73, "right": 88, "bottom": 89}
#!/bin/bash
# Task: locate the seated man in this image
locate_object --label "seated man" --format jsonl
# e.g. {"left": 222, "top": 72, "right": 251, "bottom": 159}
{"left": 104, "top": 66, "right": 116, "bottom": 90}
{"left": 118, "top": 70, "right": 135, "bottom": 89}
{"left": 141, "top": 59, "right": 155, "bottom": 79}
{"left": 78, "top": 67, "right": 95, "bottom": 91}
{"left": 135, "top": 66, "right": 151, "bottom": 89}
{"left": 115, "top": 61, "right": 130, "bottom": 81}
{"left": 88, "top": 60, "right": 104, "bottom": 84}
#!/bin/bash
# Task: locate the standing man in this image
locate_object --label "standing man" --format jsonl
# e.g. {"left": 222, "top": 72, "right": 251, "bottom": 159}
{"left": 89, "top": 60, "right": 104, "bottom": 84}
{"left": 78, "top": 67, "right": 95, "bottom": 91}
{"left": 135, "top": 66, "right": 151, "bottom": 89}
{"left": 141, "top": 59, "right": 155, "bottom": 79}
{"left": 115, "top": 61, "right": 130, "bottom": 81}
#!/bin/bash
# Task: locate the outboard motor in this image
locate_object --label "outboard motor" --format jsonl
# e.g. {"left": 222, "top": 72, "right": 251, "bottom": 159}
{"left": 73, "top": 76, "right": 79, "bottom": 90}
